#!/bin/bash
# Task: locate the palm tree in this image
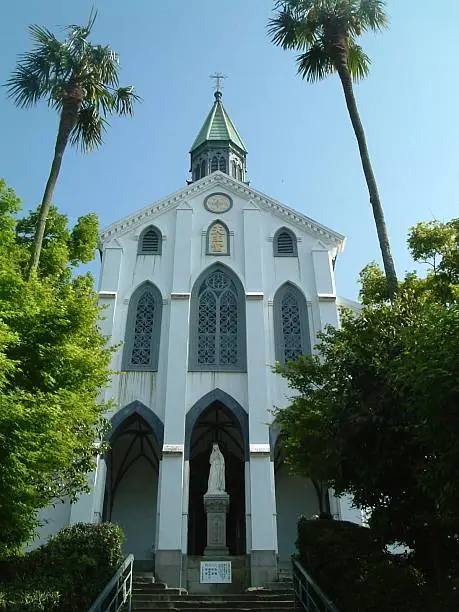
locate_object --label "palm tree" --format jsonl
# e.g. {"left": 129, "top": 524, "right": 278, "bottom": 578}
{"left": 269, "top": 0, "right": 397, "bottom": 297}
{"left": 6, "top": 13, "right": 140, "bottom": 277}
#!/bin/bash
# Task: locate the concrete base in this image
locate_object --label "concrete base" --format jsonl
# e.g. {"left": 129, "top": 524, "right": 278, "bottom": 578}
{"left": 186, "top": 555, "right": 249, "bottom": 594}
{"left": 155, "top": 549, "right": 183, "bottom": 588}
{"left": 203, "top": 492, "right": 230, "bottom": 557}
{"left": 204, "top": 546, "right": 229, "bottom": 556}
{"left": 250, "top": 550, "right": 277, "bottom": 587}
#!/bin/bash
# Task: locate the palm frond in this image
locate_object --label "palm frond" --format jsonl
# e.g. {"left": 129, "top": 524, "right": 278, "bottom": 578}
{"left": 87, "top": 45, "right": 119, "bottom": 88}
{"left": 114, "top": 87, "right": 141, "bottom": 116}
{"left": 70, "top": 102, "right": 107, "bottom": 152}
{"left": 356, "top": 0, "right": 388, "bottom": 33}
{"left": 28, "top": 24, "right": 60, "bottom": 49}
{"left": 347, "top": 40, "right": 370, "bottom": 80}
{"left": 5, "top": 65, "right": 47, "bottom": 107}
{"left": 67, "top": 9, "right": 97, "bottom": 47}
{"left": 26, "top": 25, "right": 71, "bottom": 82}
{"left": 268, "top": 6, "right": 317, "bottom": 50}
{"left": 83, "top": 81, "right": 114, "bottom": 113}
{"left": 296, "top": 38, "right": 334, "bottom": 82}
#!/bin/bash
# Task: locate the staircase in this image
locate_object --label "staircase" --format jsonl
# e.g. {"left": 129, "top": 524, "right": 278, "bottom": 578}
{"left": 132, "top": 573, "right": 295, "bottom": 612}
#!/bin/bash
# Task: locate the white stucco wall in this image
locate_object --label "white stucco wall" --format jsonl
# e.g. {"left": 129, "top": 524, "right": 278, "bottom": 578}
{"left": 275, "top": 466, "right": 319, "bottom": 563}
{"left": 26, "top": 499, "right": 71, "bottom": 551}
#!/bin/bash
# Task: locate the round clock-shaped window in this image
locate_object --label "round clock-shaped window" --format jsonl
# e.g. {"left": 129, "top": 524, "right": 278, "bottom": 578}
{"left": 204, "top": 193, "right": 232, "bottom": 213}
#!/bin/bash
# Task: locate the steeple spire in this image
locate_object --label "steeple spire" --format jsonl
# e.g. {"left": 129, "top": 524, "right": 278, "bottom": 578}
{"left": 189, "top": 80, "right": 247, "bottom": 183}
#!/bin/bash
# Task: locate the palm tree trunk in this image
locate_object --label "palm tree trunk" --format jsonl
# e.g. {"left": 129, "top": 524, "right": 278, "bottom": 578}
{"left": 333, "top": 53, "right": 398, "bottom": 299}
{"left": 27, "top": 92, "right": 80, "bottom": 278}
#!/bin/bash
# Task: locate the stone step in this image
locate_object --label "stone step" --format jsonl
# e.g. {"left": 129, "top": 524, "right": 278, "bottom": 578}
{"left": 134, "top": 574, "right": 156, "bottom": 583}
{"left": 262, "top": 582, "right": 293, "bottom": 591}
{"left": 133, "top": 587, "right": 187, "bottom": 595}
{"left": 133, "top": 582, "right": 167, "bottom": 590}
{"left": 132, "top": 594, "right": 293, "bottom": 602}
{"left": 133, "top": 599, "right": 294, "bottom": 607}
{"left": 133, "top": 607, "right": 294, "bottom": 612}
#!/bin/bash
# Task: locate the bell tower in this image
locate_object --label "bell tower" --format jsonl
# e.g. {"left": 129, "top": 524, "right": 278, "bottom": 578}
{"left": 189, "top": 76, "right": 247, "bottom": 183}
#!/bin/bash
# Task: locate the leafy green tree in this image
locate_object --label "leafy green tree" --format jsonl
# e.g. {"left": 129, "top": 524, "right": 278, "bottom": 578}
{"left": 6, "top": 13, "right": 139, "bottom": 276}
{"left": 0, "top": 179, "right": 112, "bottom": 557}
{"left": 269, "top": 0, "right": 397, "bottom": 297}
{"left": 274, "top": 218, "right": 459, "bottom": 589}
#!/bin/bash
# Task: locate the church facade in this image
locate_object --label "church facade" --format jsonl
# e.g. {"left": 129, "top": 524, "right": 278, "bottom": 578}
{"left": 34, "top": 91, "right": 361, "bottom": 589}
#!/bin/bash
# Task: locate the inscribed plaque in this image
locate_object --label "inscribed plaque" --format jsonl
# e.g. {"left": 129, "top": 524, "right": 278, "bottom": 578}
{"left": 208, "top": 223, "right": 229, "bottom": 255}
{"left": 200, "top": 561, "right": 232, "bottom": 584}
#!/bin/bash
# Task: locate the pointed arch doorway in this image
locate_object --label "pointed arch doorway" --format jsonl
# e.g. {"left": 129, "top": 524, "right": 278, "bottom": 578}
{"left": 103, "top": 404, "right": 163, "bottom": 569}
{"left": 186, "top": 391, "right": 248, "bottom": 556}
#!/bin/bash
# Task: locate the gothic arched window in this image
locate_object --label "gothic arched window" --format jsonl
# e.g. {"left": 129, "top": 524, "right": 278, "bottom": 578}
{"left": 273, "top": 227, "right": 297, "bottom": 257}
{"left": 211, "top": 157, "right": 218, "bottom": 173}
{"left": 219, "top": 157, "right": 227, "bottom": 173}
{"left": 200, "top": 160, "right": 206, "bottom": 178}
{"left": 189, "top": 265, "right": 246, "bottom": 372}
{"left": 138, "top": 226, "right": 162, "bottom": 255}
{"left": 122, "top": 282, "right": 163, "bottom": 371}
{"left": 274, "top": 283, "right": 310, "bottom": 364}
{"left": 232, "top": 161, "right": 237, "bottom": 178}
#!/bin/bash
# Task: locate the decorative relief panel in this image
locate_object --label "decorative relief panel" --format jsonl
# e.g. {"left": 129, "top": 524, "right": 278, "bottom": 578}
{"left": 204, "top": 193, "right": 232, "bottom": 213}
{"left": 207, "top": 221, "right": 230, "bottom": 256}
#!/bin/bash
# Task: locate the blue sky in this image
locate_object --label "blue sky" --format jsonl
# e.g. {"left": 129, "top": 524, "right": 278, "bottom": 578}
{"left": 1, "top": 0, "right": 459, "bottom": 299}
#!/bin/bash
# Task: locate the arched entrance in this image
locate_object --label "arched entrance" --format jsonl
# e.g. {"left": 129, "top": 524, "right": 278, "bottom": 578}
{"left": 186, "top": 393, "right": 247, "bottom": 556}
{"left": 103, "top": 405, "right": 162, "bottom": 569}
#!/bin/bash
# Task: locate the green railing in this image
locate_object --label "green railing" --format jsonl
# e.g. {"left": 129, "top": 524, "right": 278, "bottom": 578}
{"left": 88, "top": 554, "right": 134, "bottom": 612}
{"left": 292, "top": 557, "right": 340, "bottom": 612}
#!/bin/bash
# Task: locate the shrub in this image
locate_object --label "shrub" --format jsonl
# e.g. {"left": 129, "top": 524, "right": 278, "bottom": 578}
{"left": 296, "top": 517, "right": 424, "bottom": 612}
{"left": 0, "top": 586, "right": 60, "bottom": 611}
{"left": 0, "top": 522, "right": 124, "bottom": 612}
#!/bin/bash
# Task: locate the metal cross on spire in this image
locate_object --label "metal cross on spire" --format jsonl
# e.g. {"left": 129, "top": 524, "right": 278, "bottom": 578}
{"left": 210, "top": 72, "right": 227, "bottom": 93}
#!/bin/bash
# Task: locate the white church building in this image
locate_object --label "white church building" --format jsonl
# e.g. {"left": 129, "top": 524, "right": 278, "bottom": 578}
{"left": 35, "top": 90, "right": 361, "bottom": 589}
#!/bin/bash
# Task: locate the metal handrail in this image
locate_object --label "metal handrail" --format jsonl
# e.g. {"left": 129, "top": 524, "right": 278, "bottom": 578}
{"left": 292, "top": 557, "right": 340, "bottom": 612}
{"left": 88, "top": 554, "right": 134, "bottom": 612}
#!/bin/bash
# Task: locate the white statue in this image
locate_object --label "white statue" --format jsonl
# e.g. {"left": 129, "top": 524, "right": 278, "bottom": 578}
{"left": 206, "top": 443, "right": 226, "bottom": 494}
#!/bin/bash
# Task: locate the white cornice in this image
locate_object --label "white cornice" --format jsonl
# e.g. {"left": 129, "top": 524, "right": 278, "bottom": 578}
{"left": 99, "top": 172, "right": 345, "bottom": 251}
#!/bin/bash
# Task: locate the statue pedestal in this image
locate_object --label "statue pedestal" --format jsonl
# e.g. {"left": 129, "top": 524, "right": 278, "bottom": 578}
{"left": 203, "top": 492, "right": 230, "bottom": 556}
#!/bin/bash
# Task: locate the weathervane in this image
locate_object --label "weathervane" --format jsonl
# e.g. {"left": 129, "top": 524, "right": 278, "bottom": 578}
{"left": 210, "top": 72, "right": 227, "bottom": 94}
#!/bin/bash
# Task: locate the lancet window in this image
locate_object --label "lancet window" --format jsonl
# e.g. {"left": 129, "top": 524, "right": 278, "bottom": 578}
{"left": 122, "top": 283, "right": 162, "bottom": 371}
{"left": 274, "top": 283, "right": 310, "bottom": 364}
{"left": 190, "top": 266, "right": 246, "bottom": 371}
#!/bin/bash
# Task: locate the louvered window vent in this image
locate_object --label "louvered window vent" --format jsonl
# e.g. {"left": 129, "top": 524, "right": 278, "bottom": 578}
{"left": 139, "top": 228, "right": 161, "bottom": 255}
{"left": 276, "top": 232, "right": 295, "bottom": 255}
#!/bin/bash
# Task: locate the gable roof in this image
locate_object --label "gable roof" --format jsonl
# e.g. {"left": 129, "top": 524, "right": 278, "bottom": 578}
{"left": 190, "top": 94, "right": 247, "bottom": 153}
{"left": 99, "top": 171, "right": 346, "bottom": 254}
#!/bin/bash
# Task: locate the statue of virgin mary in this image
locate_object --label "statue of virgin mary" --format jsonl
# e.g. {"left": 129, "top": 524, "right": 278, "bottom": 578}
{"left": 206, "top": 443, "right": 226, "bottom": 494}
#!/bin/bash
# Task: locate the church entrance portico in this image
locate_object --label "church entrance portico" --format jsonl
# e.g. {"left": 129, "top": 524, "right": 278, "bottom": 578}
{"left": 103, "top": 404, "right": 163, "bottom": 571}
{"left": 181, "top": 389, "right": 250, "bottom": 592}
{"left": 187, "top": 399, "right": 246, "bottom": 556}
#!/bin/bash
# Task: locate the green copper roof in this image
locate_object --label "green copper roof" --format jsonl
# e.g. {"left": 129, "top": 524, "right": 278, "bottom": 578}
{"left": 191, "top": 92, "right": 247, "bottom": 153}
